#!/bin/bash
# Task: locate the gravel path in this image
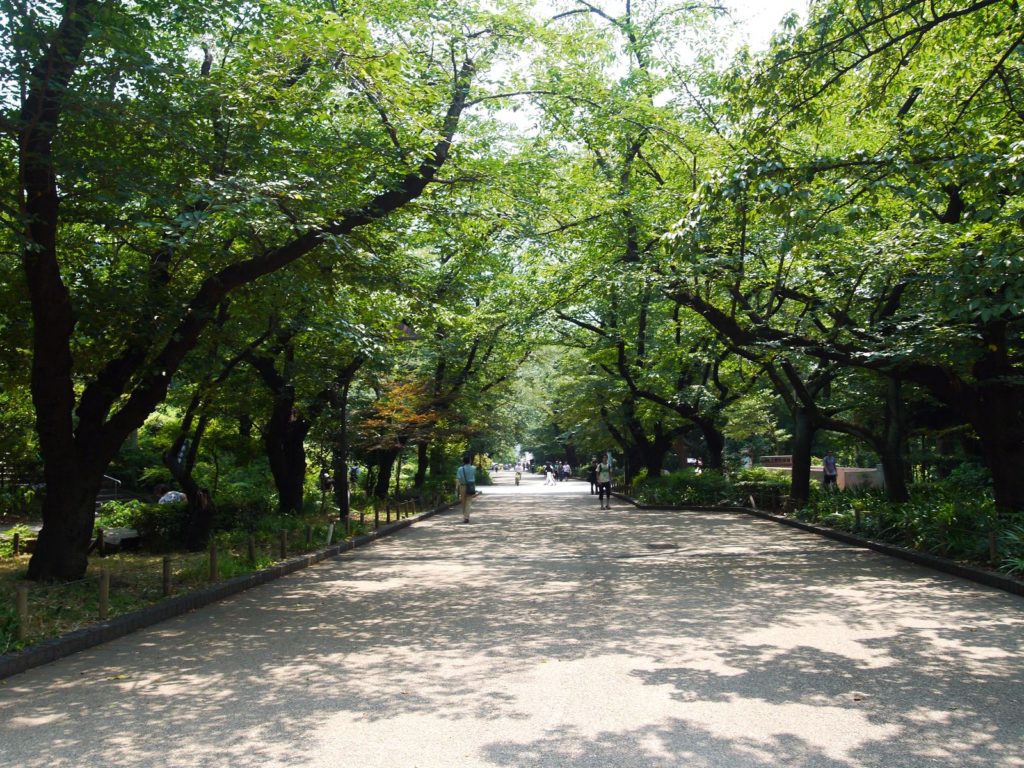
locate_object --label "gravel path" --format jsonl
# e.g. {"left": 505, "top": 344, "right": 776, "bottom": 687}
{"left": 1, "top": 472, "right": 1022, "bottom": 767}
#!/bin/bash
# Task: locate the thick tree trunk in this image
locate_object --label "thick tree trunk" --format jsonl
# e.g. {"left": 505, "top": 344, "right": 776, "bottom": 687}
{"left": 697, "top": 420, "right": 726, "bottom": 470}
{"left": 372, "top": 448, "right": 399, "bottom": 499}
{"left": 28, "top": 470, "right": 103, "bottom": 581}
{"left": 264, "top": 391, "right": 309, "bottom": 514}
{"left": 790, "top": 407, "right": 815, "bottom": 508}
{"left": 880, "top": 377, "right": 910, "bottom": 503}
{"left": 970, "top": 394, "right": 1024, "bottom": 514}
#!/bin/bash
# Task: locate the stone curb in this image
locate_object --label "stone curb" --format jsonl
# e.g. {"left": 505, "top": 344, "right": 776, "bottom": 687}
{"left": 0, "top": 502, "right": 458, "bottom": 681}
{"left": 615, "top": 494, "right": 1024, "bottom": 598}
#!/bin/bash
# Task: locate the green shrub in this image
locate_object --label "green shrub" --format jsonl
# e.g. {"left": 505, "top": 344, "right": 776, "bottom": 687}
{"left": 0, "top": 523, "right": 35, "bottom": 556}
{"left": 732, "top": 468, "right": 791, "bottom": 510}
{"left": 95, "top": 499, "right": 150, "bottom": 530}
{"left": 798, "top": 476, "right": 1006, "bottom": 569}
{"left": 1000, "top": 520, "right": 1024, "bottom": 575}
{"left": 0, "top": 485, "right": 40, "bottom": 518}
{"left": 633, "top": 469, "right": 733, "bottom": 506}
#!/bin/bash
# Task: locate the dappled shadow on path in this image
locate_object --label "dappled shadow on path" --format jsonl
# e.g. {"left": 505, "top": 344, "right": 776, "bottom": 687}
{"left": 1, "top": 478, "right": 1022, "bottom": 767}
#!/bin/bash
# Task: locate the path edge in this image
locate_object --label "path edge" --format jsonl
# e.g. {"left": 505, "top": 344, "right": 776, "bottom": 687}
{"left": 616, "top": 494, "right": 1024, "bottom": 598}
{"left": 0, "top": 503, "right": 456, "bottom": 681}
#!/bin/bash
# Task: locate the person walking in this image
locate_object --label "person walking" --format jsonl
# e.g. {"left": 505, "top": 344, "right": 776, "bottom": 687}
{"left": 587, "top": 458, "right": 598, "bottom": 494}
{"left": 544, "top": 463, "right": 555, "bottom": 486}
{"left": 822, "top": 450, "right": 838, "bottom": 490}
{"left": 456, "top": 454, "right": 477, "bottom": 523}
{"left": 596, "top": 458, "right": 612, "bottom": 509}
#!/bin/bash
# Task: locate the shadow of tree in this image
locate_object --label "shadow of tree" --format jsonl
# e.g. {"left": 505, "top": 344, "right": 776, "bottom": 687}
{"left": 0, "top": 479, "right": 1021, "bottom": 767}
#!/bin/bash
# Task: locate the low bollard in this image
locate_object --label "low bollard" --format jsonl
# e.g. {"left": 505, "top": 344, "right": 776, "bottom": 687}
{"left": 306, "top": 525, "right": 313, "bottom": 547}
{"left": 374, "top": 506, "right": 380, "bottom": 530}
{"left": 12, "top": 532, "right": 19, "bottom": 556}
{"left": 247, "top": 535, "right": 257, "bottom": 564}
{"left": 326, "top": 522, "right": 335, "bottom": 546}
{"left": 279, "top": 529, "right": 287, "bottom": 559}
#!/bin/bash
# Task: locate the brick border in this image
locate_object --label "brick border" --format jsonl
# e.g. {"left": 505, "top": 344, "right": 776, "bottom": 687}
{"left": 614, "top": 493, "right": 1024, "bottom": 598}
{"left": 0, "top": 502, "right": 456, "bottom": 681}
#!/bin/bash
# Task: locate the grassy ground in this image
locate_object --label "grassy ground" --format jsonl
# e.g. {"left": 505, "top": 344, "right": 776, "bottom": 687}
{"left": 0, "top": 518, "right": 386, "bottom": 656}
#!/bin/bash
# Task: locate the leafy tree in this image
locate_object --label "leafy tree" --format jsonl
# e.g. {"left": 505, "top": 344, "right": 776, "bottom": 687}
{"left": 6, "top": 0, "right": 525, "bottom": 580}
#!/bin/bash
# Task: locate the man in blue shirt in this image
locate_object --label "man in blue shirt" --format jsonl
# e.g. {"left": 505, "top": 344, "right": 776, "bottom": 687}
{"left": 456, "top": 454, "right": 477, "bottom": 523}
{"left": 823, "top": 450, "right": 838, "bottom": 489}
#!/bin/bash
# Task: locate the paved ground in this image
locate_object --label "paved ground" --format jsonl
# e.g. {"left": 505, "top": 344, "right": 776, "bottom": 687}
{"left": 1, "top": 472, "right": 1023, "bottom": 767}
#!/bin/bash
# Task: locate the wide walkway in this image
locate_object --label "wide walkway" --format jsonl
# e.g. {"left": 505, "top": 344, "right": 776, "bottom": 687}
{"left": 1, "top": 472, "right": 1022, "bottom": 767}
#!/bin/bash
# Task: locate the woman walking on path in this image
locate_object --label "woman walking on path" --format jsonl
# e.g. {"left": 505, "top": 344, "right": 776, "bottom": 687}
{"left": 456, "top": 455, "right": 477, "bottom": 523}
{"left": 596, "top": 458, "right": 612, "bottom": 509}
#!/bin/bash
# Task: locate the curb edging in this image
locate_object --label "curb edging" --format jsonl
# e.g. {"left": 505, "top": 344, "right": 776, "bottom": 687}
{"left": 615, "top": 493, "right": 1024, "bottom": 598}
{"left": 0, "top": 502, "right": 457, "bottom": 681}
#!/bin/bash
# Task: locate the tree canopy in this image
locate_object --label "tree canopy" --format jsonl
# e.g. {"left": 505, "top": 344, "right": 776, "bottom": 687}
{"left": 3, "top": 0, "right": 1022, "bottom": 580}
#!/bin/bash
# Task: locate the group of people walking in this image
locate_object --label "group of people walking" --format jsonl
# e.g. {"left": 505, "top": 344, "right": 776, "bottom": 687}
{"left": 456, "top": 453, "right": 618, "bottom": 525}
{"left": 543, "top": 461, "right": 573, "bottom": 485}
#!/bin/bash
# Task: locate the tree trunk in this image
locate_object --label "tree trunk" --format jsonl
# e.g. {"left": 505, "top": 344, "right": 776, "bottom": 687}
{"left": 331, "top": 377, "right": 354, "bottom": 522}
{"left": 27, "top": 470, "right": 103, "bottom": 581}
{"left": 372, "top": 448, "right": 399, "bottom": 499}
{"left": 880, "top": 377, "right": 910, "bottom": 503}
{"left": 969, "top": 392, "right": 1024, "bottom": 514}
{"left": 790, "top": 407, "right": 815, "bottom": 508}
{"left": 415, "top": 441, "right": 429, "bottom": 489}
{"left": 264, "top": 390, "right": 309, "bottom": 514}
{"left": 697, "top": 420, "right": 726, "bottom": 471}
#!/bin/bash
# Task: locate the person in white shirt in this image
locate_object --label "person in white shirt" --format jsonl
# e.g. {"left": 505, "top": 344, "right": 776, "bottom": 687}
{"left": 455, "top": 455, "right": 477, "bottom": 523}
{"left": 596, "top": 460, "right": 612, "bottom": 509}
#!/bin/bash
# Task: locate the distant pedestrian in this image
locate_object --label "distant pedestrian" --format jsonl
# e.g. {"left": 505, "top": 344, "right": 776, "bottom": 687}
{"left": 587, "top": 458, "right": 598, "bottom": 494}
{"left": 822, "top": 450, "right": 838, "bottom": 489}
{"left": 596, "top": 459, "right": 612, "bottom": 509}
{"left": 544, "top": 463, "right": 555, "bottom": 486}
{"left": 456, "top": 454, "right": 477, "bottom": 523}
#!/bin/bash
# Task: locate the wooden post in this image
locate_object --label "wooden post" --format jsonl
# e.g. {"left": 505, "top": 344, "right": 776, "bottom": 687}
{"left": 12, "top": 532, "right": 19, "bottom": 556}
{"left": 279, "top": 529, "right": 287, "bottom": 559}
{"left": 16, "top": 584, "right": 28, "bottom": 643}
{"left": 326, "top": 522, "right": 334, "bottom": 545}
{"left": 306, "top": 525, "right": 313, "bottom": 548}
{"left": 989, "top": 529, "right": 999, "bottom": 566}
{"left": 162, "top": 556, "right": 172, "bottom": 597}
{"left": 98, "top": 568, "right": 110, "bottom": 620}
{"left": 209, "top": 541, "right": 218, "bottom": 582}
{"left": 374, "top": 505, "right": 380, "bottom": 530}
{"left": 855, "top": 509, "right": 862, "bottom": 531}
{"left": 359, "top": 511, "right": 365, "bottom": 528}
{"left": 247, "top": 535, "right": 256, "bottom": 564}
